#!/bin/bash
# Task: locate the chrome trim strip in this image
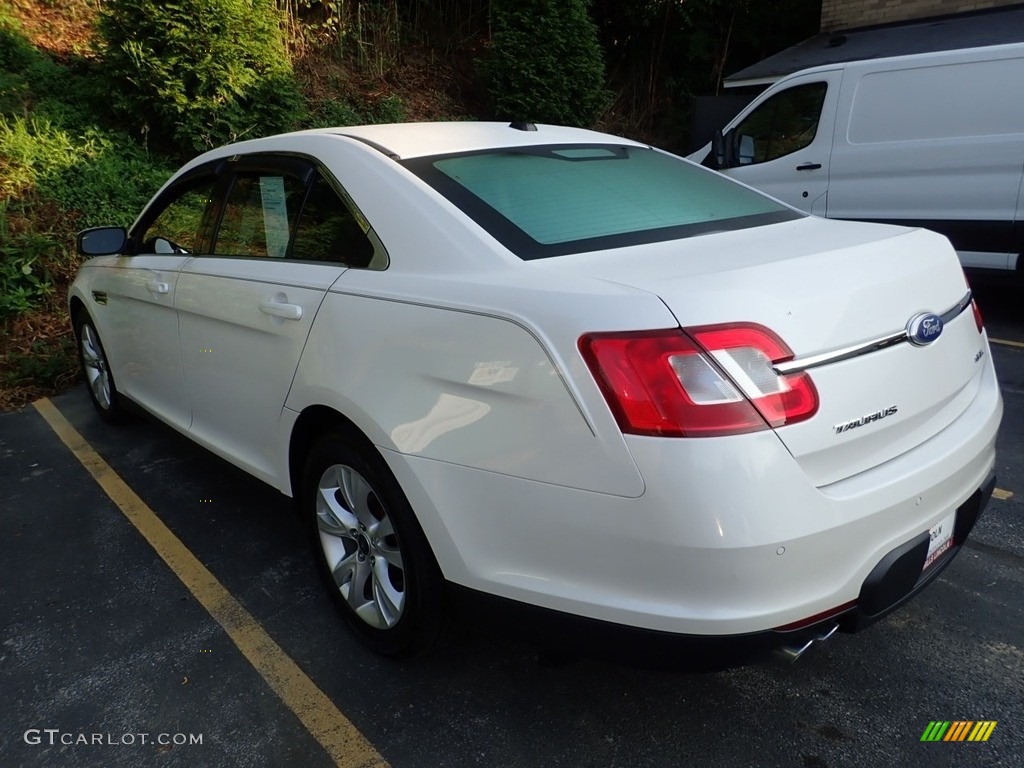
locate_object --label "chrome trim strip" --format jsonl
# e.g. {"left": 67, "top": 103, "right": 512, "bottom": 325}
{"left": 773, "top": 290, "right": 973, "bottom": 375}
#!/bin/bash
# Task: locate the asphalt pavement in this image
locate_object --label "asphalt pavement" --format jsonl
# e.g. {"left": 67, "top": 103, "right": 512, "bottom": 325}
{"left": 0, "top": 280, "right": 1021, "bottom": 768}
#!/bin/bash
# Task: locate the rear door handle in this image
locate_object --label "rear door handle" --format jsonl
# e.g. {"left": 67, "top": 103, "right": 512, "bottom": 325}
{"left": 259, "top": 301, "right": 303, "bottom": 321}
{"left": 147, "top": 280, "right": 170, "bottom": 294}
{"left": 796, "top": 163, "right": 822, "bottom": 171}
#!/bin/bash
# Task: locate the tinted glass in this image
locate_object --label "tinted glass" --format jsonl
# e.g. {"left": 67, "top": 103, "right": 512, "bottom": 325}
{"left": 733, "top": 82, "right": 828, "bottom": 165}
{"left": 214, "top": 173, "right": 306, "bottom": 258}
{"left": 139, "top": 177, "right": 218, "bottom": 254}
{"left": 291, "top": 174, "right": 377, "bottom": 267}
{"left": 406, "top": 145, "right": 798, "bottom": 259}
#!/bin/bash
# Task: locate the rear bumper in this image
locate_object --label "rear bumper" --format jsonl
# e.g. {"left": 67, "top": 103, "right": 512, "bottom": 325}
{"left": 843, "top": 471, "right": 996, "bottom": 630}
{"left": 383, "top": 340, "right": 1002, "bottom": 639}
{"left": 450, "top": 473, "right": 996, "bottom": 670}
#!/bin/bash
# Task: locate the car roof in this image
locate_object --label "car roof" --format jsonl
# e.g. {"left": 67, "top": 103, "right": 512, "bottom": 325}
{"left": 280, "top": 122, "right": 647, "bottom": 160}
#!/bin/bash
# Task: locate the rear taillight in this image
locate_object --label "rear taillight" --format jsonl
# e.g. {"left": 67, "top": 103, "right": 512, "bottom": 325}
{"left": 971, "top": 298, "right": 984, "bottom": 333}
{"left": 579, "top": 324, "right": 818, "bottom": 438}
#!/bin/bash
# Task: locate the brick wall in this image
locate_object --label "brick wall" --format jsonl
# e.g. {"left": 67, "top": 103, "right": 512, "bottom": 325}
{"left": 821, "top": 0, "right": 1021, "bottom": 31}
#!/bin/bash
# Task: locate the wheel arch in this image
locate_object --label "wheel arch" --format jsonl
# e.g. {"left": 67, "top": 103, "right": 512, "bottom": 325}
{"left": 288, "top": 404, "right": 375, "bottom": 503}
{"left": 69, "top": 295, "right": 87, "bottom": 330}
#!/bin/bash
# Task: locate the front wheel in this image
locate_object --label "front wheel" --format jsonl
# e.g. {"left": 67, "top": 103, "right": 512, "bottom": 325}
{"left": 75, "top": 315, "right": 126, "bottom": 423}
{"left": 303, "top": 433, "right": 447, "bottom": 656}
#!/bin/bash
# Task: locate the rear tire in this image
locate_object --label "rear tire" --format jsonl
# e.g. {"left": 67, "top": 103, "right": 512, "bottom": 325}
{"left": 75, "top": 315, "right": 127, "bottom": 423}
{"left": 302, "top": 432, "right": 447, "bottom": 656}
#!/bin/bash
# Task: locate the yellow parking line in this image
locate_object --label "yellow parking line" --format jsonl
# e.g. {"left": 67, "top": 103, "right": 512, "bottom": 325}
{"left": 989, "top": 337, "right": 1024, "bottom": 349}
{"left": 993, "top": 488, "right": 1014, "bottom": 501}
{"left": 32, "top": 398, "right": 388, "bottom": 768}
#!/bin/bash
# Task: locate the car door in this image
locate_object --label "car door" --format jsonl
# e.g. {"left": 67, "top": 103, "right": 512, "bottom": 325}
{"left": 175, "top": 156, "right": 379, "bottom": 487}
{"left": 97, "top": 168, "right": 221, "bottom": 430}
{"left": 721, "top": 72, "right": 841, "bottom": 215}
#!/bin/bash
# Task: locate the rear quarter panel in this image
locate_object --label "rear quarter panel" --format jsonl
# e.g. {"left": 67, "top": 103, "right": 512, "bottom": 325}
{"left": 285, "top": 277, "right": 653, "bottom": 498}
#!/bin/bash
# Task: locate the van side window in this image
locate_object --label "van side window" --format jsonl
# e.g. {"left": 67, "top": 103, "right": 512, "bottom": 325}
{"left": 732, "top": 82, "right": 827, "bottom": 165}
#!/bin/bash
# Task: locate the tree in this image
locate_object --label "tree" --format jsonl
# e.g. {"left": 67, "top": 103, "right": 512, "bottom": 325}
{"left": 100, "top": 0, "right": 305, "bottom": 154}
{"left": 482, "top": 0, "right": 608, "bottom": 127}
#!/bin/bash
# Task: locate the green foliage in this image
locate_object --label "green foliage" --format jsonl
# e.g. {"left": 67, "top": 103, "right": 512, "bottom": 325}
{"left": 100, "top": 0, "right": 306, "bottom": 154}
{"left": 0, "top": 13, "right": 174, "bottom": 324}
{"left": 284, "top": 0, "right": 402, "bottom": 76}
{"left": 0, "top": 13, "right": 35, "bottom": 72}
{"left": 0, "top": 201, "right": 54, "bottom": 319}
{"left": 311, "top": 93, "right": 406, "bottom": 128}
{"left": 0, "top": 116, "right": 171, "bottom": 228}
{"left": 2, "top": 336, "right": 78, "bottom": 388}
{"left": 481, "top": 0, "right": 608, "bottom": 127}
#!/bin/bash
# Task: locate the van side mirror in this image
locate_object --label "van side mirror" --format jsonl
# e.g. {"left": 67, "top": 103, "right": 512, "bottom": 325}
{"left": 710, "top": 130, "right": 725, "bottom": 170}
{"left": 714, "top": 129, "right": 742, "bottom": 169}
{"left": 77, "top": 226, "right": 127, "bottom": 257}
{"left": 738, "top": 134, "right": 755, "bottom": 165}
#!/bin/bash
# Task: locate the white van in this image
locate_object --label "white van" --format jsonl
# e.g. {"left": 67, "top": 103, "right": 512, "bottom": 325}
{"left": 689, "top": 43, "right": 1024, "bottom": 274}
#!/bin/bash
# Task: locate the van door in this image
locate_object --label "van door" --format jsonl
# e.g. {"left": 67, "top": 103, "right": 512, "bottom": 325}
{"left": 826, "top": 51, "right": 1024, "bottom": 272}
{"left": 719, "top": 70, "right": 842, "bottom": 214}
{"left": 1013, "top": 166, "right": 1024, "bottom": 273}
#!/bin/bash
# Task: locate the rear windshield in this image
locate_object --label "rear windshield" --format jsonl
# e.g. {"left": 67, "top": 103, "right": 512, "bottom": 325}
{"left": 404, "top": 145, "right": 799, "bottom": 259}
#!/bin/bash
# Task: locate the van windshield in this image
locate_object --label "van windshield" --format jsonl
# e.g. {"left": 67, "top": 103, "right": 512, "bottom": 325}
{"left": 404, "top": 145, "right": 799, "bottom": 259}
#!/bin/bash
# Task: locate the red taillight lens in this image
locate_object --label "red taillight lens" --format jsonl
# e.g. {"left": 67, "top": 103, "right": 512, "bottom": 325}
{"left": 579, "top": 324, "right": 818, "bottom": 438}
{"left": 971, "top": 299, "right": 984, "bottom": 333}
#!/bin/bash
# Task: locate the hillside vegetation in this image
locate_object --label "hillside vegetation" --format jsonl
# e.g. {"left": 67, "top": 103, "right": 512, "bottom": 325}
{"left": 0, "top": 0, "right": 817, "bottom": 409}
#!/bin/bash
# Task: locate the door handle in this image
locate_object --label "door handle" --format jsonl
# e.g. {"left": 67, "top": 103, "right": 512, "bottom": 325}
{"left": 796, "top": 163, "right": 822, "bottom": 171}
{"left": 259, "top": 301, "right": 303, "bottom": 321}
{"left": 147, "top": 280, "right": 170, "bottom": 294}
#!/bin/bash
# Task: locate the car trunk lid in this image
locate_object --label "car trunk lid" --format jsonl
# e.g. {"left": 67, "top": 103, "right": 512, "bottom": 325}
{"left": 540, "top": 218, "right": 987, "bottom": 486}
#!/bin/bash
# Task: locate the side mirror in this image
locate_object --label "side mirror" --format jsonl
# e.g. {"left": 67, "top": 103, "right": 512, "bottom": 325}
{"left": 710, "top": 130, "right": 725, "bottom": 170}
{"left": 738, "top": 134, "right": 755, "bottom": 165}
{"left": 77, "top": 226, "right": 127, "bottom": 257}
{"left": 715, "top": 129, "right": 741, "bottom": 169}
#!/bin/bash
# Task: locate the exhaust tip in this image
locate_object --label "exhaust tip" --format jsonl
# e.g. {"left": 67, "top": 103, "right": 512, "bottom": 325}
{"left": 775, "top": 623, "right": 840, "bottom": 663}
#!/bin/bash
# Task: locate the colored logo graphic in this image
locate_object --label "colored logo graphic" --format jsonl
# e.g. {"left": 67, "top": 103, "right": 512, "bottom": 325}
{"left": 907, "top": 312, "right": 944, "bottom": 346}
{"left": 920, "top": 721, "right": 997, "bottom": 742}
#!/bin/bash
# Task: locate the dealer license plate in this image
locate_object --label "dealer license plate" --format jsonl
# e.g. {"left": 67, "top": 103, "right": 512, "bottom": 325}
{"left": 923, "top": 510, "right": 956, "bottom": 571}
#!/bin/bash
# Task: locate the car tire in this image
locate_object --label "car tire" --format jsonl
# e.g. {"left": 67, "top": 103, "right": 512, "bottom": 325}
{"left": 303, "top": 432, "right": 447, "bottom": 656}
{"left": 75, "top": 315, "right": 127, "bottom": 423}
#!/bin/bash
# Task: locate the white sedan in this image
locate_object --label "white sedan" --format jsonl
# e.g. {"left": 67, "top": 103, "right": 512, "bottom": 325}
{"left": 70, "top": 122, "right": 1002, "bottom": 667}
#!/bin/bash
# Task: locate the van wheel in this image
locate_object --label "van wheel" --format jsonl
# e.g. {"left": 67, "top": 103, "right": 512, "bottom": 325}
{"left": 75, "top": 316, "right": 126, "bottom": 423}
{"left": 303, "top": 433, "right": 446, "bottom": 656}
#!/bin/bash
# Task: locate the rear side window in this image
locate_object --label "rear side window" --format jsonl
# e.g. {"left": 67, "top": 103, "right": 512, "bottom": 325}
{"left": 405, "top": 145, "right": 797, "bottom": 259}
{"left": 290, "top": 173, "right": 379, "bottom": 267}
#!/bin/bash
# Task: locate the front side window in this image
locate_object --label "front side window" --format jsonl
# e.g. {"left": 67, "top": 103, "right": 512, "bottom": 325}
{"left": 405, "top": 145, "right": 798, "bottom": 259}
{"left": 213, "top": 173, "right": 307, "bottom": 259}
{"left": 732, "top": 82, "right": 828, "bottom": 165}
{"left": 137, "top": 176, "right": 219, "bottom": 254}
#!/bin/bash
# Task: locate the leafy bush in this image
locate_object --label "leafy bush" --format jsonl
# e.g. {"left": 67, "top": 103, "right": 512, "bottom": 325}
{"left": 0, "top": 201, "right": 53, "bottom": 319}
{"left": 2, "top": 336, "right": 78, "bottom": 389}
{"left": 481, "top": 0, "right": 608, "bottom": 127}
{"left": 310, "top": 93, "right": 406, "bottom": 128}
{"left": 100, "top": 0, "right": 306, "bottom": 154}
{"left": 0, "top": 116, "right": 171, "bottom": 228}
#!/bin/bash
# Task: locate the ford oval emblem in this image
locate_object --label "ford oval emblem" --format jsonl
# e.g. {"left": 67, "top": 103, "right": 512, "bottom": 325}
{"left": 907, "top": 312, "right": 944, "bottom": 346}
